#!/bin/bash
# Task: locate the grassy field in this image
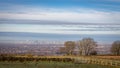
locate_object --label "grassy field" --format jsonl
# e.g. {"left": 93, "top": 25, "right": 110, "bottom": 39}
{"left": 0, "top": 55, "right": 120, "bottom": 68}
{"left": 93, "top": 56, "right": 120, "bottom": 60}
{"left": 0, "top": 61, "right": 119, "bottom": 68}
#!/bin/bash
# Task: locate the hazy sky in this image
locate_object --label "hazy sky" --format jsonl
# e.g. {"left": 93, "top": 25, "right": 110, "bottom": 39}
{"left": 0, "top": 24, "right": 120, "bottom": 35}
{"left": 0, "top": 0, "right": 120, "bottom": 23}
{"left": 0, "top": 0, "right": 120, "bottom": 42}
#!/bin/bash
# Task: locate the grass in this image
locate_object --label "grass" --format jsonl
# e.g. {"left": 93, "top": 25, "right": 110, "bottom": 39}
{"left": 0, "top": 61, "right": 119, "bottom": 68}
{"left": 0, "top": 55, "right": 120, "bottom": 68}
{"left": 94, "top": 56, "right": 120, "bottom": 60}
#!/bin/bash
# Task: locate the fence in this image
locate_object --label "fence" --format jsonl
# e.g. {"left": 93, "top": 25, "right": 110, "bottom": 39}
{"left": 73, "top": 56, "right": 120, "bottom": 67}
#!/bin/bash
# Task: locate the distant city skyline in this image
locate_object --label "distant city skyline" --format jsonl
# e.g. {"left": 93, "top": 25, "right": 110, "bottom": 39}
{"left": 0, "top": 0, "right": 120, "bottom": 56}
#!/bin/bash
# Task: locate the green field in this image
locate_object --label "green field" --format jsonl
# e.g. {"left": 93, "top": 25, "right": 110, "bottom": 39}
{"left": 0, "top": 61, "right": 119, "bottom": 68}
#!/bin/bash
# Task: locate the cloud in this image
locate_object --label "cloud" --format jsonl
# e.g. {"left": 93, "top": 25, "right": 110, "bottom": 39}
{"left": 0, "top": 23, "right": 120, "bottom": 35}
{"left": 0, "top": 10, "right": 120, "bottom": 24}
{"left": 0, "top": 4, "right": 120, "bottom": 24}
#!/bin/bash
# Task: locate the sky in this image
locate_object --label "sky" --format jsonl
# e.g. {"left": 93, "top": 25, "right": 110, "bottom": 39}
{"left": 0, "top": 0, "right": 120, "bottom": 43}
{"left": 0, "top": 0, "right": 120, "bottom": 23}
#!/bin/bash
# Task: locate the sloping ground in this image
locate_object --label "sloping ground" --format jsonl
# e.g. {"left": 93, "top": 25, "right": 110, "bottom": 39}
{"left": 94, "top": 56, "right": 120, "bottom": 60}
{"left": 0, "top": 61, "right": 119, "bottom": 68}
{"left": 0, "top": 55, "right": 120, "bottom": 67}
{"left": 73, "top": 56, "right": 120, "bottom": 67}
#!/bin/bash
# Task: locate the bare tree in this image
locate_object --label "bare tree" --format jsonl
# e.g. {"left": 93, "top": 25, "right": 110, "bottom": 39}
{"left": 111, "top": 40, "right": 120, "bottom": 56}
{"left": 78, "top": 38, "right": 97, "bottom": 56}
{"left": 60, "top": 41, "right": 75, "bottom": 55}
{"left": 59, "top": 47, "right": 66, "bottom": 54}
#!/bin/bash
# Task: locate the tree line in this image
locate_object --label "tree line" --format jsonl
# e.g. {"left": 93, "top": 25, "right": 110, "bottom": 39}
{"left": 59, "top": 38, "right": 120, "bottom": 56}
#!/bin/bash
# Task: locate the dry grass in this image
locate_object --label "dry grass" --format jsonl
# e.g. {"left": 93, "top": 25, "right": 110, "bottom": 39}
{"left": 1, "top": 55, "right": 120, "bottom": 67}
{"left": 93, "top": 56, "right": 120, "bottom": 60}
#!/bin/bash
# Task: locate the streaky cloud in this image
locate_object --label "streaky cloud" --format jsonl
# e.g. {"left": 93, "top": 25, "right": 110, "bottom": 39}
{"left": 0, "top": 6, "right": 120, "bottom": 24}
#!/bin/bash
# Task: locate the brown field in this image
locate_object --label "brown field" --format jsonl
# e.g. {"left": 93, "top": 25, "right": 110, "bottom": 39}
{"left": 93, "top": 56, "right": 120, "bottom": 60}
{"left": 0, "top": 55, "right": 120, "bottom": 67}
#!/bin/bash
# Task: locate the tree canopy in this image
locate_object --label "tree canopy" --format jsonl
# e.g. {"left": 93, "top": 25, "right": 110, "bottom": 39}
{"left": 111, "top": 40, "right": 120, "bottom": 56}
{"left": 77, "top": 38, "right": 97, "bottom": 56}
{"left": 60, "top": 41, "right": 75, "bottom": 55}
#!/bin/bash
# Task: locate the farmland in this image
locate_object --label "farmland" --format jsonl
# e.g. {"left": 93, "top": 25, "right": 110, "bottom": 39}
{"left": 0, "top": 61, "right": 119, "bottom": 68}
{"left": 0, "top": 55, "right": 120, "bottom": 68}
{"left": 93, "top": 56, "right": 120, "bottom": 60}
